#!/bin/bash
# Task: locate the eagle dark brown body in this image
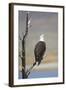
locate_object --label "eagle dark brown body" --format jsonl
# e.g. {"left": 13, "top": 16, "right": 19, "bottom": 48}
{"left": 34, "top": 41, "right": 46, "bottom": 65}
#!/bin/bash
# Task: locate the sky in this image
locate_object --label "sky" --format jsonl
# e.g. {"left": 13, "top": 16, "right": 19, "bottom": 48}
{"left": 18, "top": 11, "right": 58, "bottom": 78}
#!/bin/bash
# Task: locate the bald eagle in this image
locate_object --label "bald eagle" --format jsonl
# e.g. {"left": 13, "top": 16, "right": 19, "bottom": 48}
{"left": 34, "top": 34, "right": 46, "bottom": 65}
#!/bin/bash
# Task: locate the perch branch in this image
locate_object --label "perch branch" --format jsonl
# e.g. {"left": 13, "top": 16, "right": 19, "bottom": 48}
{"left": 26, "top": 62, "right": 36, "bottom": 76}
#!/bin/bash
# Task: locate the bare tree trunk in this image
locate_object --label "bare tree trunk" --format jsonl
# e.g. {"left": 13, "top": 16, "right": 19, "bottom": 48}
{"left": 21, "top": 12, "right": 36, "bottom": 78}
{"left": 22, "top": 13, "right": 28, "bottom": 78}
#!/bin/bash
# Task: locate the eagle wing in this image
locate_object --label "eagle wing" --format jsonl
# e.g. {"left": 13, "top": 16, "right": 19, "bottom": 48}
{"left": 34, "top": 41, "right": 46, "bottom": 65}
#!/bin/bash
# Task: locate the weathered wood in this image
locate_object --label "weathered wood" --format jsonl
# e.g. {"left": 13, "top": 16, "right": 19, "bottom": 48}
{"left": 21, "top": 13, "right": 36, "bottom": 78}
{"left": 22, "top": 13, "right": 28, "bottom": 78}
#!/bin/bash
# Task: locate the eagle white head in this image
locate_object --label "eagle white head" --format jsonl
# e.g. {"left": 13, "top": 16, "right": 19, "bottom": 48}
{"left": 40, "top": 34, "right": 44, "bottom": 41}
